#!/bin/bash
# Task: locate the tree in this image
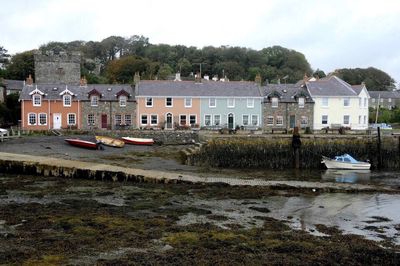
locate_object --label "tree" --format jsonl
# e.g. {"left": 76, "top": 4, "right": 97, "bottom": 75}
{"left": 0, "top": 46, "right": 10, "bottom": 65}
{"left": 5, "top": 50, "right": 35, "bottom": 80}
{"left": 333, "top": 67, "right": 395, "bottom": 90}
{"left": 104, "top": 56, "right": 152, "bottom": 83}
{"left": 313, "top": 69, "right": 326, "bottom": 78}
{"left": 157, "top": 64, "right": 173, "bottom": 80}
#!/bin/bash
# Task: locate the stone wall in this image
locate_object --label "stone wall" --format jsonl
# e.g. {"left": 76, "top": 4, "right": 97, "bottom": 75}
{"left": 34, "top": 51, "right": 81, "bottom": 84}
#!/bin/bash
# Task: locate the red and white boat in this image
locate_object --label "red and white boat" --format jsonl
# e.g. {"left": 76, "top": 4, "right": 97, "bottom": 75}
{"left": 64, "top": 138, "right": 100, "bottom": 149}
{"left": 121, "top": 137, "right": 154, "bottom": 145}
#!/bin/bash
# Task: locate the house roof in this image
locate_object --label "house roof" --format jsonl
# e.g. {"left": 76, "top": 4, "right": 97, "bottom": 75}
{"left": 136, "top": 80, "right": 263, "bottom": 97}
{"left": 20, "top": 84, "right": 134, "bottom": 101}
{"left": 3, "top": 79, "right": 25, "bottom": 91}
{"left": 263, "top": 84, "right": 314, "bottom": 103}
{"left": 368, "top": 90, "right": 400, "bottom": 99}
{"left": 306, "top": 76, "right": 358, "bottom": 97}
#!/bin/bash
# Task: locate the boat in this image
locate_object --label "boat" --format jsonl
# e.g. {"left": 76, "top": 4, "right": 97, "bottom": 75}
{"left": 321, "top": 154, "right": 371, "bottom": 170}
{"left": 95, "top": 136, "right": 125, "bottom": 148}
{"left": 64, "top": 138, "right": 100, "bottom": 149}
{"left": 0, "top": 128, "right": 8, "bottom": 136}
{"left": 121, "top": 137, "right": 154, "bottom": 145}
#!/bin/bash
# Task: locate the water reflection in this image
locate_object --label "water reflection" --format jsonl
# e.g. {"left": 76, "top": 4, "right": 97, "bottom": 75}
{"left": 321, "top": 169, "right": 371, "bottom": 184}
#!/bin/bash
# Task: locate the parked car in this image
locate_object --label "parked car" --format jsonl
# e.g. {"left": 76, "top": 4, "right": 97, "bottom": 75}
{"left": 369, "top": 123, "right": 393, "bottom": 130}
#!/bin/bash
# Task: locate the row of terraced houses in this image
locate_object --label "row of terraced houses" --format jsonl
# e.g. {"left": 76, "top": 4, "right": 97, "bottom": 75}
{"left": 20, "top": 73, "right": 370, "bottom": 132}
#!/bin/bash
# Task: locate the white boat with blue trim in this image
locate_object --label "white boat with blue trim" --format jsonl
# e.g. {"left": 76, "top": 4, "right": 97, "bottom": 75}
{"left": 321, "top": 154, "right": 371, "bottom": 170}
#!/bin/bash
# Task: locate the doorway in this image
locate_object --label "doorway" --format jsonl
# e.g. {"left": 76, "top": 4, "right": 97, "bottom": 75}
{"left": 289, "top": 115, "right": 296, "bottom": 128}
{"left": 228, "top": 113, "right": 234, "bottom": 129}
{"left": 166, "top": 113, "right": 173, "bottom": 129}
{"left": 53, "top": 113, "right": 61, "bottom": 129}
{"left": 101, "top": 114, "right": 108, "bottom": 129}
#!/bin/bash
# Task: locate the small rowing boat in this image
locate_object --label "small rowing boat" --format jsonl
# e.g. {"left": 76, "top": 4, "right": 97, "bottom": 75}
{"left": 95, "top": 136, "right": 125, "bottom": 148}
{"left": 121, "top": 137, "right": 154, "bottom": 145}
{"left": 64, "top": 138, "right": 100, "bottom": 149}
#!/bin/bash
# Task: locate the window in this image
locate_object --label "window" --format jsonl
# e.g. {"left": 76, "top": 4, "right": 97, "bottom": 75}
{"left": 190, "top": 115, "right": 196, "bottom": 125}
{"left": 359, "top": 98, "right": 362, "bottom": 107}
{"left": 271, "top": 97, "right": 278, "bottom": 108}
{"left": 363, "top": 115, "right": 367, "bottom": 124}
{"left": 91, "top": 96, "right": 98, "bottom": 106}
{"left": 205, "top": 115, "right": 211, "bottom": 126}
{"left": 67, "top": 113, "right": 76, "bottom": 125}
{"left": 344, "top": 98, "right": 350, "bottom": 107}
{"left": 146, "top": 97, "right": 153, "bottom": 107}
{"left": 214, "top": 115, "right": 221, "bottom": 126}
{"left": 33, "top": 95, "right": 41, "bottom": 106}
{"left": 125, "top": 115, "right": 132, "bottom": 125}
{"left": 380, "top": 98, "right": 384, "bottom": 103}
{"left": 150, "top": 115, "right": 158, "bottom": 125}
{"left": 209, "top": 98, "right": 216, "bottom": 108}
{"left": 227, "top": 98, "right": 235, "bottom": 108}
{"left": 388, "top": 98, "right": 392, "bottom": 103}
{"left": 185, "top": 98, "right": 192, "bottom": 107}
{"left": 87, "top": 114, "right": 95, "bottom": 125}
{"left": 343, "top": 115, "right": 350, "bottom": 125}
{"left": 141, "top": 115, "right": 148, "bottom": 125}
{"left": 63, "top": 95, "right": 71, "bottom": 107}
{"left": 322, "top": 98, "right": 328, "bottom": 107}
{"left": 267, "top": 116, "right": 274, "bottom": 126}
{"left": 115, "top": 114, "right": 122, "bottom": 125}
{"left": 364, "top": 98, "right": 367, "bottom": 107}
{"left": 119, "top": 96, "right": 127, "bottom": 107}
{"left": 372, "top": 98, "right": 375, "bottom": 103}
{"left": 301, "top": 116, "right": 308, "bottom": 126}
{"left": 322, "top": 115, "right": 328, "bottom": 125}
{"left": 298, "top": 97, "right": 305, "bottom": 108}
{"left": 28, "top": 113, "right": 36, "bottom": 125}
{"left": 166, "top": 97, "right": 173, "bottom": 107}
{"left": 247, "top": 98, "right": 254, "bottom": 108}
{"left": 180, "top": 115, "right": 187, "bottom": 125}
{"left": 251, "top": 115, "right": 258, "bottom": 126}
{"left": 243, "top": 115, "right": 249, "bottom": 126}
{"left": 358, "top": 115, "right": 362, "bottom": 125}
{"left": 276, "top": 116, "right": 283, "bottom": 125}
{"left": 39, "top": 113, "right": 47, "bottom": 125}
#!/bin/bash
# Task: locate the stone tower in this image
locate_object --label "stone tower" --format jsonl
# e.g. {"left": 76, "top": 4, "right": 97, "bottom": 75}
{"left": 34, "top": 50, "right": 81, "bottom": 84}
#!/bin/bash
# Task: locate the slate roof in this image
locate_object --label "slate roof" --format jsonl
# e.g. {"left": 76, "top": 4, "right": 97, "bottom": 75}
{"left": 3, "top": 79, "right": 25, "bottom": 91}
{"left": 136, "top": 80, "right": 262, "bottom": 97}
{"left": 20, "top": 84, "right": 134, "bottom": 101}
{"left": 306, "top": 76, "right": 358, "bottom": 97}
{"left": 263, "top": 84, "right": 314, "bottom": 103}
{"left": 368, "top": 90, "right": 400, "bottom": 99}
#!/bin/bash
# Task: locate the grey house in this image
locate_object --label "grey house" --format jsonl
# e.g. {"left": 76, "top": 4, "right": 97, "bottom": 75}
{"left": 368, "top": 90, "right": 400, "bottom": 110}
{"left": 263, "top": 84, "right": 314, "bottom": 132}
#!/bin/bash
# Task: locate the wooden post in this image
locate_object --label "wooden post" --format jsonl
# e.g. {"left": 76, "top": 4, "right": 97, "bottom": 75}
{"left": 292, "top": 127, "right": 301, "bottom": 169}
{"left": 377, "top": 127, "right": 382, "bottom": 169}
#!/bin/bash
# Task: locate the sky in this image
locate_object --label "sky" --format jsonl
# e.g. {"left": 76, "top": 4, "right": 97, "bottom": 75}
{"left": 1, "top": 0, "right": 400, "bottom": 85}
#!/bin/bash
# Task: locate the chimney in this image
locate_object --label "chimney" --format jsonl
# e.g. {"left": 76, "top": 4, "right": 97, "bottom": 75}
{"left": 303, "top": 73, "right": 309, "bottom": 82}
{"left": 80, "top": 76, "right": 87, "bottom": 87}
{"left": 204, "top": 75, "right": 209, "bottom": 81}
{"left": 277, "top": 78, "right": 280, "bottom": 84}
{"left": 133, "top": 72, "right": 140, "bottom": 85}
{"left": 195, "top": 72, "right": 201, "bottom": 83}
{"left": 255, "top": 73, "right": 262, "bottom": 86}
{"left": 26, "top": 74, "right": 33, "bottom": 86}
{"left": 174, "top": 72, "right": 181, "bottom": 81}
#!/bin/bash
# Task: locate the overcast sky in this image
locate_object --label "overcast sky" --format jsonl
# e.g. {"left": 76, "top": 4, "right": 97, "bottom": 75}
{"left": 1, "top": 0, "right": 399, "bottom": 85}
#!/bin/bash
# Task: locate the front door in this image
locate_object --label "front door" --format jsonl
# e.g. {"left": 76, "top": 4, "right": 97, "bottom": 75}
{"left": 289, "top": 115, "right": 296, "bottom": 128}
{"left": 53, "top": 113, "right": 61, "bottom": 129}
{"left": 101, "top": 114, "right": 108, "bottom": 129}
{"left": 228, "top": 113, "right": 234, "bottom": 129}
{"left": 166, "top": 113, "right": 173, "bottom": 129}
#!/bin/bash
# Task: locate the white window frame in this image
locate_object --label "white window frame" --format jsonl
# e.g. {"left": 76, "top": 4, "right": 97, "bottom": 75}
{"left": 343, "top": 115, "right": 350, "bottom": 125}
{"left": 298, "top": 97, "right": 305, "bottom": 108}
{"left": 363, "top": 115, "right": 367, "bottom": 125}
{"left": 145, "top": 97, "right": 153, "bottom": 107}
{"left": 213, "top": 114, "right": 221, "bottom": 126}
{"left": 28, "top": 113, "right": 36, "bottom": 125}
{"left": 321, "top": 97, "right": 329, "bottom": 107}
{"left": 227, "top": 98, "right": 235, "bottom": 108}
{"left": 165, "top": 97, "right": 173, "bottom": 107}
{"left": 209, "top": 98, "right": 216, "bottom": 108}
{"left": 364, "top": 98, "right": 367, "bottom": 107}
{"left": 125, "top": 114, "right": 132, "bottom": 125}
{"left": 67, "top": 113, "right": 76, "bottom": 126}
{"left": 87, "top": 114, "right": 95, "bottom": 126}
{"left": 271, "top": 97, "right": 278, "bottom": 108}
{"left": 267, "top": 116, "right": 274, "bottom": 126}
{"left": 91, "top": 95, "right": 98, "bottom": 107}
{"left": 247, "top": 98, "right": 254, "bottom": 108}
{"left": 301, "top": 116, "right": 308, "bottom": 126}
{"left": 276, "top": 116, "right": 283, "bottom": 126}
{"left": 359, "top": 98, "right": 362, "bottom": 108}
{"left": 119, "top": 96, "right": 127, "bottom": 107}
{"left": 322, "top": 115, "right": 328, "bottom": 125}
{"left": 33, "top": 94, "right": 41, "bottom": 106}
{"left": 388, "top": 98, "right": 392, "bottom": 103}
{"left": 39, "top": 113, "right": 47, "bottom": 126}
{"left": 184, "top": 98, "right": 192, "bottom": 108}
{"left": 204, "top": 114, "right": 212, "bottom": 126}
{"left": 189, "top": 115, "right": 196, "bottom": 125}
{"left": 150, "top": 114, "right": 158, "bottom": 125}
{"left": 180, "top": 114, "right": 187, "bottom": 126}
{"left": 251, "top": 115, "right": 259, "bottom": 126}
{"left": 343, "top": 98, "right": 350, "bottom": 107}
{"left": 372, "top": 98, "right": 375, "bottom": 103}
{"left": 358, "top": 115, "right": 362, "bottom": 125}
{"left": 115, "top": 114, "right": 122, "bottom": 125}
{"left": 63, "top": 95, "right": 72, "bottom": 107}
{"left": 141, "top": 114, "right": 148, "bottom": 125}
{"left": 242, "top": 115, "right": 249, "bottom": 126}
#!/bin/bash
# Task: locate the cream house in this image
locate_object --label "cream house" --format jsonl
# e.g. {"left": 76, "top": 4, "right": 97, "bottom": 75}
{"left": 306, "top": 76, "right": 369, "bottom": 130}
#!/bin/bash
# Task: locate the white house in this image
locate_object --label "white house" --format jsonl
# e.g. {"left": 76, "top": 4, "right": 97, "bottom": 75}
{"left": 306, "top": 76, "right": 370, "bottom": 130}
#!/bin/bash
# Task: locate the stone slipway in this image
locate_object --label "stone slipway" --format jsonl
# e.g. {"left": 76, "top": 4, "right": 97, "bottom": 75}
{"left": 0, "top": 152, "right": 398, "bottom": 193}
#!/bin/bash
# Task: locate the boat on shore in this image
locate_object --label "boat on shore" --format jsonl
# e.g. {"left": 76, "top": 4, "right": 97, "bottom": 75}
{"left": 121, "top": 137, "right": 154, "bottom": 145}
{"left": 64, "top": 138, "right": 100, "bottom": 149}
{"left": 321, "top": 154, "right": 371, "bottom": 170}
{"left": 95, "top": 136, "right": 125, "bottom": 148}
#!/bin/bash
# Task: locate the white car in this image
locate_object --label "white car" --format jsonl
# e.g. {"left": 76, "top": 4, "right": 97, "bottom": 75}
{"left": 0, "top": 128, "right": 8, "bottom": 136}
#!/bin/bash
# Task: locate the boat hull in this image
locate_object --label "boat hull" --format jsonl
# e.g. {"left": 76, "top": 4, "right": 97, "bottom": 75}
{"left": 95, "top": 136, "right": 125, "bottom": 148}
{"left": 321, "top": 159, "right": 371, "bottom": 170}
{"left": 121, "top": 137, "right": 154, "bottom": 145}
{"left": 65, "top": 139, "right": 99, "bottom": 149}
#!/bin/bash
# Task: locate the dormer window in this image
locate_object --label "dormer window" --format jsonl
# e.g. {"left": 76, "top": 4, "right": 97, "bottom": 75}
{"left": 298, "top": 97, "right": 305, "bottom": 108}
{"left": 63, "top": 95, "right": 72, "bottom": 107}
{"left": 91, "top": 95, "right": 98, "bottom": 106}
{"left": 119, "top": 96, "right": 127, "bottom": 107}
{"left": 33, "top": 94, "right": 41, "bottom": 106}
{"left": 271, "top": 97, "right": 278, "bottom": 108}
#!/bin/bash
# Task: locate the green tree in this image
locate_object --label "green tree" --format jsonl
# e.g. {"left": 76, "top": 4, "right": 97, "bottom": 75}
{"left": 333, "top": 67, "right": 395, "bottom": 90}
{"left": 157, "top": 64, "right": 173, "bottom": 80}
{"left": 5, "top": 50, "right": 35, "bottom": 80}
{"left": 313, "top": 69, "right": 326, "bottom": 78}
